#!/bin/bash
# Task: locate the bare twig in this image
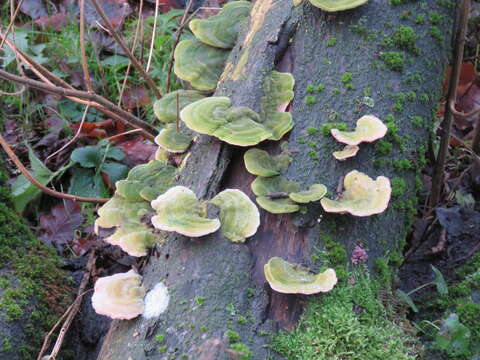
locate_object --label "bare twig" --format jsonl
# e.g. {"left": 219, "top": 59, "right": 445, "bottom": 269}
{"left": 0, "top": 0, "right": 24, "bottom": 50}
{"left": 89, "top": 0, "right": 162, "bottom": 99}
{"left": 46, "top": 105, "right": 90, "bottom": 161}
{"left": 37, "top": 252, "right": 96, "bottom": 360}
{"left": 0, "top": 69, "right": 158, "bottom": 138}
{"left": 0, "top": 133, "right": 109, "bottom": 203}
{"left": 0, "top": 86, "right": 25, "bottom": 95}
{"left": 429, "top": 0, "right": 470, "bottom": 208}
{"left": 104, "top": 128, "right": 143, "bottom": 142}
{"left": 165, "top": 0, "right": 195, "bottom": 93}
{"left": 79, "top": 0, "right": 94, "bottom": 93}
{"left": 449, "top": 99, "right": 480, "bottom": 119}
{"left": 146, "top": 0, "right": 160, "bottom": 73}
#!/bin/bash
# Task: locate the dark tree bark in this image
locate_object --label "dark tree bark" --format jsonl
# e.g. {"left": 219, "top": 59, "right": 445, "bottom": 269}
{"left": 99, "top": 0, "right": 455, "bottom": 358}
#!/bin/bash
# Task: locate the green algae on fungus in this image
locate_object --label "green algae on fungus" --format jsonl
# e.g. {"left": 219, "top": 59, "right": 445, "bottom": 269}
{"left": 189, "top": 1, "right": 251, "bottom": 49}
{"left": 173, "top": 39, "right": 230, "bottom": 91}
{"left": 209, "top": 189, "right": 260, "bottom": 243}
{"left": 333, "top": 145, "right": 360, "bottom": 161}
{"left": 151, "top": 186, "right": 220, "bottom": 237}
{"left": 331, "top": 115, "right": 387, "bottom": 146}
{"left": 264, "top": 257, "right": 337, "bottom": 295}
{"left": 307, "top": 0, "right": 369, "bottom": 12}
{"left": 153, "top": 90, "right": 205, "bottom": 124}
{"left": 321, "top": 170, "right": 391, "bottom": 216}
{"left": 154, "top": 123, "right": 194, "bottom": 154}
{"left": 272, "top": 271, "right": 418, "bottom": 360}
{"left": 259, "top": 71, "right": 295, "bottom": 141}
{"left": 243, "top": 147, "right": 291, "bottom": 177}
{"left": 289, "top": 184, "right": 327, "bottom": 203}
{"left": 181, "top": 97, "right": 272, "bottom": 146}
{"left": 251, "top": 176, "right": 300, "bottom": 214}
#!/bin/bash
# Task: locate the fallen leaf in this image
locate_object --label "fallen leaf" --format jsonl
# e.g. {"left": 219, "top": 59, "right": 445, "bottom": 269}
{"left": 117, "top": 138, "right": 156, "bottom": 166}
{"left": 121, "top": 85, "right": 151, "bottom": 109}
{"left": 34, "top": 13, "right": 70, "bottom": 31}
{"left": 39, "top": 200, "right": 85, "bottom": 248}
{"left": 84, "top": 0, "right": 133, "bottom": 29}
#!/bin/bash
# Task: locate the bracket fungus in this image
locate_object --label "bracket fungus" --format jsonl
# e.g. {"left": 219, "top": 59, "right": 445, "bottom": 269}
{"left": 181, "top": 97, "right": 272, "bottom": 146}
{"left": 264, "top": 257, "right": 337, "bottom": 295}
{"left": 92, "top": 270, "right": 145, "bottom": 319}
{"left": 153, "top": 90, "right": 205, "bottom": 124}
{"left": 115, "top": 160, "right": 177, "bottom": 202}
{"left": 260, "top": 71, "right": 295, "bottom": 140}
{"left": 210, "top": 189, "right": 260, "bottom": 243}
{"left": 189, "top": 1, "right": 251, "bottom": 49}
{"left": 243, "top": 147, "right": 292, "bottom": 177}
{"left": 174, "top": 39, "right": 230, "bottom": 91}
{"left": 331, "top": 115, "right": 387, "bottom": 146}
{"left": 320, "top": 170, "right": 391, "bottom": 216}
{"left": 106, "top": 223, "right": 156, "bottom": 257}
{"left": 332, "top": 145, "right": 360, "bottom": 161}
{"left": 251, "top": 176, "right": 300, "bottom": 214}
{"left": 308, "top": 0, "right": 369, "bottom": 12}
{"left": 289, "top": 184, "right": 327, "bottom": 203}
{"left": 151, "top": 186, "right": 220, "bottom": 237}
{"left": 155, "top": 123, "right": 194, "bottom": 154}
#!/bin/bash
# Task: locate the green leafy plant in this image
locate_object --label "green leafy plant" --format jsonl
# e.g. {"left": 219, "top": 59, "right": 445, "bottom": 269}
{"left": 434, "top": 313, "right": 471, "bottom": 357}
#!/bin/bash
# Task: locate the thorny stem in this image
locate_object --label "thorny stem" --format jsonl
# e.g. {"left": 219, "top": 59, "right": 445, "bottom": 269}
{"left": 0, "top": 133, "right": 109, "bottom": 204}
{"left": 89, "top": 0, "right": 162, "bottom": 99}
{"left": 429, "top": 0, "right": 470, "bottom": 208}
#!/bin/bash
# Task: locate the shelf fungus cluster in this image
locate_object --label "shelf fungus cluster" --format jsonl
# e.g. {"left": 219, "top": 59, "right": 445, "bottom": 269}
{"left": 331, "top": 115, "right": 387, "bottom": 161}
{"left": 264, "top": 257, "right": 337, "bottom": 295}
{"left": 150, "top": 185, "right": 260, "bottom": 243}
{"left": 180, "top": 71, "right": 295, "bottom": 146}
{"left": 95, "top": 160, "right": 177, "bottom": 257}
{"left": 295, "top": 0, "right": 369, "bottom": 12}
{"left": 174, "top": 1, "right": 251, "bottom": 90}
{"left": 244, "top": 144, "right": 327, "bottom": 214}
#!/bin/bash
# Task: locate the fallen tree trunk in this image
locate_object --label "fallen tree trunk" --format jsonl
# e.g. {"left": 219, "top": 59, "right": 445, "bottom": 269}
{"left": 99, "top": 0, "right": 455, "bottom": 358}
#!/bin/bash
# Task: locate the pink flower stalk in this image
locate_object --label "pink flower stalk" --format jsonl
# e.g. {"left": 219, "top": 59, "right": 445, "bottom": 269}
{"left": 351, "top": 245, "right": 368, "bottom": 265}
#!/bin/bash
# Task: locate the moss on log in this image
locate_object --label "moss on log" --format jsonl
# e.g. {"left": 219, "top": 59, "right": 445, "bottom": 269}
{"left": 0, "top": 160, "right": 71, "bottom": 359}
{"left": 99, "top": 0, "right": 455, "bottom": 358}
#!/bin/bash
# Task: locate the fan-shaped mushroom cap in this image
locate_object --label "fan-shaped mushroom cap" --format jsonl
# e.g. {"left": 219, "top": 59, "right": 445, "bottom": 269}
{"left": 264, "top": 257, "right": 337, "bottom": 294}
{"left": 95, "top": 196, "right": 151, "bottom": 230}
{"left": 153, "top": 90, "right": 205, "bottom": 124}
{"left": 320, "top": 170, "right": 391, "bottom": 216}
{"left": 92, "top": 270, "right": 145, "bottom": 319}
{"left": 209, "top": 189, "right": 260, "bottom": 243}
{"left": 155, "top": 148, "right": 169, "bottom": 163}
{"left": 289, "top": 184, "right": 327, "bottom": 203}
{"left": 251, "top": 176, "right": 300, "bottom": 214}
{"left": 333, "top": 145, "right": 360, "bottom": 160}
{"left": 115, "top": 160, "right": 177, "bottom": 202}
{"left": 174, "top": 39, "right": 230, "bottom": 91}
{"left": 105, "top": 223, "right": 156, "bottom": 257}
{"left": 181, "top": 97, "right": 272, "bottom": 146}
{"left": 308, "top": 0, "right": 369, "bottom": 12}
{"left": 151, "top": 186, "right": 220, "bottom": 237}
{"left": 260, "top": 71, "right": 295, "bottom": 140}
{"left": 189, "top": 1, "right": 251, "bottom": 49}
{"left": 331, "top": 115, "right": 387, "bottom": 146}
{"left": 243, "top": 148, "right": 292, "bottom": 177}
{"left": 155, "top": 123, "right": 194, "bottom": 154}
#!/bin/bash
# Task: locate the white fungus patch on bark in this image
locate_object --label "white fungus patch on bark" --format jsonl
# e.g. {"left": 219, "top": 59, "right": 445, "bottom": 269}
{"left": 143, "top": 282, "right": 170, "bottom": 319}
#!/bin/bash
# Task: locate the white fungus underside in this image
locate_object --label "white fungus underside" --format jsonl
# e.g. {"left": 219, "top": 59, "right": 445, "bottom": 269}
{"left": 143, "top": 282, "right": 170, "bottom": 319}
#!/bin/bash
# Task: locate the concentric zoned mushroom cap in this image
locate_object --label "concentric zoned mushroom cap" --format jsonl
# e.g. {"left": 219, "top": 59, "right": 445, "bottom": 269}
{"left": 289, "top": 184, "right": 327, "bottom": 203}
{"left": 105, "top": 222, "right": 156, "bottom": 257}
{"left": 308, "top": 0, "right": 369, "bottom": 12}
{"left": 331, "top": 115, "right": 387, "bottom": 146}
{"left": 189, "top": 1, "right": 251, "bottom": 49}
{"left": 243, "top": 148, "right": 292, "bottom": 177}
{"left": 153, "top": 90, "right": 205, "bottom": 124}
{"left": 92, "top": 270, "right": 145, "bottom": 319}
{"left": 151, "top": 186, "right": 220, "bottom": 237}
{"left": 173, "top": 39, "right": 230, "bottom": 91}
{"left": 332, "top": 145, "right": 360, "bottom": 160}
{"left": 181, "top": 97, "right": 272, "bottom": 146}
{"left": 209, "top": 189, "right": 260, "bottom": 243}
{"left": 154, "top": 123, "right": 194, "bottom": 154}
{"left": 320, "top": 170, "right": 391, "bottom": 216}
{"left": 264, "top": 257, "right": 337, "bottom": 294}
{"left": 95, "top": 196, "right": 151, "bottom": 230}
{"left": 251, "top": 176, "right": 300, "bottom": 214}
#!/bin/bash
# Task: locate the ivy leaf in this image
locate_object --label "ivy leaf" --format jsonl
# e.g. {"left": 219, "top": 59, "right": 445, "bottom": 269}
{"left": 11, "top": 148, "right": 53, "bottom": 213}
{"left": 101, "top": 162, "right": 129, "bottom": 187}
{"left": 104, "top": 146, "right": 125, "bottom": 161}
{"left": 396, "top": 289, "right": 418, "bottom": 313}
{"left": 431, "top": 265, "right": 448, "bottom": 295}
{"left": 71, "top": 146, "right": 102, "bottom": 168}
{"left": 68, "top": 168, "right": 109, "bottom": 198}
{"left": 435, "top": 313, "right": 471, "bottom": 356}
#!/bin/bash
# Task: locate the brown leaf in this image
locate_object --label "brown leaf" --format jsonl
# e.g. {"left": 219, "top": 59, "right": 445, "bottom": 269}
{"left": 121, "top": 85, "right": 151, "bottom": 109}
{"left": 117, "top": 137, "right": 156, "bottom": 166}
{"left": 84, "top": 0, "right": 133, "bottom": 29}
{"left": 34, "top": 13, "right": 70, "bottom": 31}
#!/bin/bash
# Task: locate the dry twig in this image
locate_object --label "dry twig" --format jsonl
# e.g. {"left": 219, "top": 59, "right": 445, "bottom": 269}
{"left": 79, "top": 0, "right": 94, "bottom": 93}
